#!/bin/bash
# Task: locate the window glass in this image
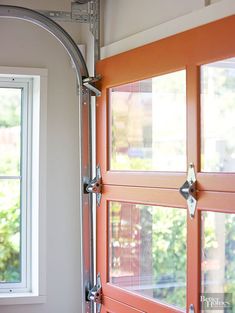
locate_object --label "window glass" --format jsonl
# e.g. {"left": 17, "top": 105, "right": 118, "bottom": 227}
{"left": 0, "top": 88, "right": 21, "bottom": 176}
{"left": 201, "top": 211, "right": 235, "bottom": 310}
{"left": 201, "top": 58, "right": 235, "bottom": 172}
{"left": 110, "top": 70, "right": 186, "bottom": 171}
{"left": 0, "top": 179, "right": 21, "bottom": 283}
{"left": 109, "top": 202, "right": 186, "bottom": 310}
{"left": 0, "top": 87, "right": 22, "bottom": 285}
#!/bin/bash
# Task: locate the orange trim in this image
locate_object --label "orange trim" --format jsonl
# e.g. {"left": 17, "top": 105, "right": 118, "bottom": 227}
{"left": 198, "top": 173, "right": 235, "bottom": 192}
{"left": 187, "top": 65, "right": 200, "bottom": 170}
{"left": 102, "top": 172, "right": 185, "bottom": 189}
{"left": 198, "top": 191, "right": 235, "bottom": 213}
{"left": 96, "top": 16, "right": 235, "bottom": 89}
{"left": 103, "top": 296, "right": 144, "bottom": 313}
{"left": 102, "top": 185, "right": 186, "bottom": 208}
{"left": 187, "top": 210, "right": 201, "bottom": 312}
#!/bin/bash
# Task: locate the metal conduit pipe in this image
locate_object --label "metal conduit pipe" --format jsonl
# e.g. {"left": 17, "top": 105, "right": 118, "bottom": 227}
{"left": 0, "top": 5, "right": 89, "bottom": 84}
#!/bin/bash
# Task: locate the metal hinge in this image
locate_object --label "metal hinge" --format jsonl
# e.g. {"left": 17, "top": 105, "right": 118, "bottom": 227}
{"left": 82, "top": 75, "right": 101, "bottom": 96}
{"left": 84, "top": 165, "right": 102, "bottom": 206}
{"left": 87, "top": 273, "right": 102, "bottom": 313}
{"left": 179, "top": 163, "right": 197, "bottom": 218}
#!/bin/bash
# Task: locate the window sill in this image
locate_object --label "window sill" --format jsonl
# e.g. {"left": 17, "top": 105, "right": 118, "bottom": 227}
{"left": 0, "top": 293, "right": 46, "bottom": 305}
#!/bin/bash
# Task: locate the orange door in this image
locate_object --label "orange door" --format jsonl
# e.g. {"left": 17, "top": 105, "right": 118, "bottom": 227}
{"left": 96, "top": 16, "right": 235, "bottom": 313}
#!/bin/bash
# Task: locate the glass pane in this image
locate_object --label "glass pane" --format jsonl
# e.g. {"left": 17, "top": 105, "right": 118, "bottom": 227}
{"left": 201, "top": 211, "right": 235, "bottom": 311}
{"left": 0, "top": 88, "right": 21, "bottom": 176}
{"left": 110, "top": 70, "right": 186, "bottom": 171}
{"left": 0, "top": 179, "right": 21, "bottom": 283}
{"left": 201, "top": 58, "right": 235, "bottom": 172}
{"left": 109, "top": 202, "right": 186, "bottom": 309}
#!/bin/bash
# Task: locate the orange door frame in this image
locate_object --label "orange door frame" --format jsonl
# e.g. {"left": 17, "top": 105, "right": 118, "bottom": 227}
{"left": 96, "top": 15, "right": 235, "bottom": 313}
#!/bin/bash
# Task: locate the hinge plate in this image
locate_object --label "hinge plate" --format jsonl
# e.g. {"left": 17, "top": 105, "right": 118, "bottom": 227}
{"left": 71, "top": 2, "right": 89, "bottom": 23}
{"left": 84, "top": 165, "right": 102, "bottom": 206}
{"left": 87, "top": 273, "right": 102, "bottom": 313}
{"left": 179, "top": 163, "right": 197, "bottom": 218}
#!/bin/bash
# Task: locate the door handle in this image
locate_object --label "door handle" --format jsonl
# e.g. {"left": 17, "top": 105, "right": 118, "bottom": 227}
{"left": 179, "top": 163, "right": 197, "bottom": 218}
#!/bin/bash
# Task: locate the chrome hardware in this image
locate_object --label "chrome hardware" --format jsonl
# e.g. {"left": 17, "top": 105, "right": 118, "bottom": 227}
{"left": 87, "top": 273, "right": 102, "bottom": 313}
{"left": 189, "top": 304, "right": 195, "bottom": 313}
{"left": 85, "top": 165, "right": 102, "bottom": 206}
{"left": 179, "top": 163, "right": 197, "bottom": 218}
{"left": 39, "top": 1, "right": 96, "bottom": 24}
{"left": 83, "top": 75, "right": 101, "bottom": 96}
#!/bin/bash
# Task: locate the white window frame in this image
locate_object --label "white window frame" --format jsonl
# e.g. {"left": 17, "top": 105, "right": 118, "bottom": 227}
{"left": 0, "top": 67, "right": 47, "bottom": 305}
{"left": 0, "top": 78, "right": 32, "bottom": 293}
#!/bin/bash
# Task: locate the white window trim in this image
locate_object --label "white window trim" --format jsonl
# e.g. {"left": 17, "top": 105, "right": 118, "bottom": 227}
{"left": 0, "top": 67, "right": 47, "bottom": 305}
{"left": 0, "top": 78, "right": 31, "bottom": 293}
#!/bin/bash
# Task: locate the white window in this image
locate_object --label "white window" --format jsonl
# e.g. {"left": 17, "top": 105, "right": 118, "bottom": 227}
{"left": 0, "top": 68, "right": 47, "bottom": 304}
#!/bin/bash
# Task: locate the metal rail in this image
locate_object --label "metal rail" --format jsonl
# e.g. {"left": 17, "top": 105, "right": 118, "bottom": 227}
{"left": 0, "top": 5, "right": 89, "bottom": 81}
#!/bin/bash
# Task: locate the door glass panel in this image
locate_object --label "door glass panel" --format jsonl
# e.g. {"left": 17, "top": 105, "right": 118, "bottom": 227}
{"left": 109, "top": 202, "right": 186, "bottom": 310}
{"left": 110, "top": 70, "right": 186, "bottom": 171}
{"left": 201, "top": 58, "right": 235, "bottom": 172}
{"left": 201, "top": 211, "right": 235, "bottom": 310}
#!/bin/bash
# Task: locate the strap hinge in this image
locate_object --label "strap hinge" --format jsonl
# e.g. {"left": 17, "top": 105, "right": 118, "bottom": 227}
{"left": 84, "top": 165, "right": 102, "bottom": 206}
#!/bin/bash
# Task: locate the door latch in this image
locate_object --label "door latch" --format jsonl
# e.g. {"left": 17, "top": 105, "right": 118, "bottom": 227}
{"left": 87, "top": 273, "right": 102, "bottom": 313}
{"left": 179, "top": 163, "right": 197, "bottom": 218}
{"left": 84, "top": 165, "right": 102, "bottom": 206}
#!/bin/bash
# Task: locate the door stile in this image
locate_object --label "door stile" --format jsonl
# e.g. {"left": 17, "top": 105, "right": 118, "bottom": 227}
{"left": 97, "top": 194, "right": 108, "bottom": 288}
{"left": 187, "top": 211, "right": 201, "bottom": 313}
{"left": 96, "top": 87, "right": 108, "bottom": 180}
{"left": 186, "top": 64, "right": 201, "bottom": 313}
{"left": 186, "top": 65, "right": 200, "bottom": 170}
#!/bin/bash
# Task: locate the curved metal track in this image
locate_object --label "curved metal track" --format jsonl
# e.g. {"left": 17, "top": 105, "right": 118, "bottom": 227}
{"left": 0, "top": 5, "right": 95, "bottom": 313}
{"left": 0, "top": 5, "right": 89, "bottom": 83}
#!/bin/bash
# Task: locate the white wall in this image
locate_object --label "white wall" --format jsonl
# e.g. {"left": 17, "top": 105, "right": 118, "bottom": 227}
{"left": 0, "top": 1, "right": 83, "bottom": 313}
{"left": 100, "top": 0, "right": 234, "bottom": 58}
{"left": 101, "top": 0, "right": 205, "bottom": 46}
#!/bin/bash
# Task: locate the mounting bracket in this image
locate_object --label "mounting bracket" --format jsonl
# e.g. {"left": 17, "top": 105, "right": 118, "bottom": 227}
{"left": 39, "top": 1, "right": 98, "bottom": 28}
{"left": 83, "top": 76, "right": 101, "bottom": 96}
{"left": 87, "top": 273, "right": 102, "bottom": 313}
{"left": 39, "top": 0, "right": 100, "bottom": 66}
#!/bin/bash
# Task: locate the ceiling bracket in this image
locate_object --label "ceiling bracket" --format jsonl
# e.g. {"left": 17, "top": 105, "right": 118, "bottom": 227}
{"left": 38, "top": 1, "right": 97, "bottom": 25}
